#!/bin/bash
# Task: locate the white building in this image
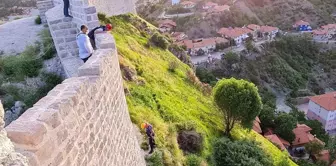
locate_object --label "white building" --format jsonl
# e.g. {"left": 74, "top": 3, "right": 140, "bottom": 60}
{"left": 307, "top": 92, "right": 336, "bottom": 133}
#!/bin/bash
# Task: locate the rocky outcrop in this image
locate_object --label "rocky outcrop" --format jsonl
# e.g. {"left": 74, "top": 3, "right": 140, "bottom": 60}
{"left": 4, "top": 101, "right": 26, "bottom": 126}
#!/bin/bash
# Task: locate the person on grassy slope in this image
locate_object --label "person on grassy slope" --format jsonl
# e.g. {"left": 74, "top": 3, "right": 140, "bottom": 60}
{"left": 141, "top": 123, "right": 156, "bottom": 154}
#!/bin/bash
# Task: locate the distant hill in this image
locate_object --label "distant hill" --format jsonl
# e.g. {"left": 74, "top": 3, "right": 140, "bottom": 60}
{"left": 239, "top": 0, "right": 336, "bottom": 29}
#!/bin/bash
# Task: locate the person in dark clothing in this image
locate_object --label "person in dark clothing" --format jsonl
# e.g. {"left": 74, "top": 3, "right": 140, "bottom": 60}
{"left": 63, "top": 0, "right": 72, "bottom": 17}
{"left": 141, "top": 123, "right": 156, "bottom": 154}
{"left": 88, "top": 24, "right": 112, "bottom": 49}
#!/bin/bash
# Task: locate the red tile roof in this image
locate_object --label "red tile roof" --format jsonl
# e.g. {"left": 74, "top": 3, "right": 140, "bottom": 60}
{"left": 278, "top": 136, "right": 290, "bottom": 146}
{"left": 159, "top": 19, "right": 177, "bottom": 27}
{"left": 265, "top": 134, "right": 287, "bottom": 150}
{"left": 204, "top": 2, "right": 218, "bottom": 7}
{"left": 292, "top": 124, "right": 324, "bottom": 147}
{"left": 310, "top": 92, "right": 336, "bottom": 111}
{"left": 218, "top": 27, "right": 251, "bottom": 38}
{"left": 247, "top": 24, "right": 261, "bottom": 31}
{"left": 260, "top": 26, "right": 279, "bottom": 33}
{"left": 317, "top": 150, "right": 330, "bottom": 163}
{"left": 264, "top": 128, "right": 274, "bottom": 136}
{"left": 209, "top": 5, "right": 230, "bottom": 13}
{"left": 253, "top": 117, "right": 262, "bottom": 134}
{"left": 321, "top": 24, "right": 336, "bottom": 30}
{"left": 178, "top": 37, "right": 228, "bottom": 49}
{"left": 313, "top": 29, "right": 328, "bottom": 35}
{"left": 181, "top": 1, "right": 196, "bottom": 6}
{"left": 294, "top": 20, "right": 310, "bottom": 27}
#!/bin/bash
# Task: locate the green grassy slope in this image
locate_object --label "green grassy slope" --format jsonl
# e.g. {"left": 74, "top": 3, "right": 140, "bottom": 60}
{"left": 104, "top": 14, "right": 297, "bottom": 166}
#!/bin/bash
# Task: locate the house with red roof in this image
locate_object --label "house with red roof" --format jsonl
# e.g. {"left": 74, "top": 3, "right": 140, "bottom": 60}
{"left": 260, "top": 25, "right": 279, "bottom": 40}
{"left": 247, "top": 24, "right": 261, "bottom": 40}
{"left": 321, "top": 24, "right": 336, "bottom": 39}
{"left": 217, "top": 27, "right": 252, "bottom": 46}
{"left": 292, "top": 124, "right": 324, "bottom": 149}
{"left": 208, "top": 5, "right": 230, "bottom": 14}
{"left": 180, "top": 1, "right": 196, "bottom": 9}
{"left": 253, "top": 117, "right": 262, "bottom": 134}
{"left": 178, "top": 37, "right": 229, "bottom": 56}
{"left": 171, "top": 32, "right": 188, "bottom": 42}
{"left": 202, "top": 2, "right": 218, "bottom": 10}
{"left": 307, "top": 92, "right": 336, "bottom": 133}
{"left": 265, "top": 134, "right": 290, "bottom": 151}
{"left": 158, "top": 19, "right": 177, "bottom": 33}
{"left": 293, "top": 20, "right": 312, "bottom": 32}
{"left": 312, "top": 29, "right": 329, "bottom": 41}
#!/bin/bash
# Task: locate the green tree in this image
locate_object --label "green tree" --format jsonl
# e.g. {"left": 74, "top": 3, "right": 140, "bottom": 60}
{"left": 305, "top": 140, "right": 324, "bottom": 159}
{"left": 328, "top": 136, "right": 336, "bottom": 164}
{"left": 212, "top": 138, "right": 273, "bottom": 166}
{"left": 274, "top": 113, "right": 297, "bottom": 142}
{"left": 245, "top": 40, "right": 254, "bottom": 52}
{"left": 289, "top": 108, "right": 306, "bottom": 122}
{"left": 303, "top": 120, "right": 329, "bottom": 144}
{"left": 259, "top": 104, "right": 276, "bottom": 129}
{"left": 213, "top": 78, "right": 262, "bottom": 135}
{"left": 223, "top": 52, "right": 240, "bottom": 65}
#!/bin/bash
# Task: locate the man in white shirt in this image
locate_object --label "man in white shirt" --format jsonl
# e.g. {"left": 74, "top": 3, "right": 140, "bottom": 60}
{"left": 76, "top": 25, "right": 93, "bottom": 63}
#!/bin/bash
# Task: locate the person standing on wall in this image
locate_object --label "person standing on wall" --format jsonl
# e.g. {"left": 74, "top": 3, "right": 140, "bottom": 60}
{"left": 77, "top": 25, "right": 93, "bottom": 63}
{"left": 63, "top": 0, "right": 72, "bottom": 17}
{"left": 141, "top": 123, "right": 156, "bottom": 154}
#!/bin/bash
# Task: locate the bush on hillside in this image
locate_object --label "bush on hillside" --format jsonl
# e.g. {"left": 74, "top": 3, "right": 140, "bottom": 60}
{"left": 39, "top": 29, "right": 56, "bottom": 60}
{"left": 274, "top": 113, "right": 297, "bottom": 143}
{"left": 196, "top": 67, "right": 217, "bottom": 86}
{"left": 212, "top": 138, "right": 273, "bottom": 166}
{"left": 35, "top": 15, "right": 41, "bottom": 24}
{"left": 150, "top": 32, "right": 169, "bottom": 49}
{"left": 177, "top": 130, "right": 203, "bottom": 154}
{"left": 168, "top": 61, "right": 179, "bottom": 72}
{"left": 146, "top": 150, "right": 164, "bottom": 166}
{"left": 98, "top": 12, "right": 107, "bottom": 22}
{"left": 186, "top": 154, "right": 202, "bottom": 166}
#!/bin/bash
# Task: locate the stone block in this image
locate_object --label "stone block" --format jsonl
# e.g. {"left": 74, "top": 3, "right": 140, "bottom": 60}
{"left": 6, "top": 120, "right": 46, "bottom": 146}
{"left": 33, "top": 138, "right": 56, "bottom": 164}
{"left": 84, "top": 6, "right": 96, "bottom": 14}
{"left": 37, "top": 109, "right": 62, "bottom": 129}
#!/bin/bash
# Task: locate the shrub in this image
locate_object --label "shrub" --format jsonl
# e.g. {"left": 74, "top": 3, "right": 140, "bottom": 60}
{"left": 175, "top": 121, "right": 197, "bottom": 131}
{"left": 177, "top": 130, "right": 203, "bottom": 153}
{"left": 39, "top": 29, "right": 56, "bottom": 59}
{"left": 146, "top": 150, "right": 164, "bottom": 166}
{"left": 35, "top": 15, "right": 41, "bottom": 24}
{"left": 168, "top": 61, "right": 178, "bottom": 72}
{"left": 213, "top": 138, "right": 273, "bottom": 166}
{"left": 186, "top": 154, "right": 202, "bottom": 166}
{"left": 150, "top": 32, "right": 169, "bottom": 49}
{"left": 98, "top": 12, "right": 107, "bottom": 22}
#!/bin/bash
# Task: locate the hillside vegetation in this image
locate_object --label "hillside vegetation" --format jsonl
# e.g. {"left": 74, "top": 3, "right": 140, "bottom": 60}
{"left": 244, "top": 0, "right": 336, "bottom": 29}
{"left": 100, "top": 14, "right": 297, "bottom": 166}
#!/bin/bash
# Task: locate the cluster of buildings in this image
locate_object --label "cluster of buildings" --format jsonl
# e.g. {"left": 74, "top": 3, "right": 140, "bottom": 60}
{"left": 217, "top": 24, "right": 279, "bottom": 45}
{"left": 177, "top": 37, "right": 229, "bottom": 55}
{"left": 292, "top": 20, "right": 336, "bottom": 41}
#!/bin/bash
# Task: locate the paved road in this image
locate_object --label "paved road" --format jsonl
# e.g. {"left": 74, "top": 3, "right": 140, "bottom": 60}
{"left": 191, "top": 40, "right": 266, "bottom": 64}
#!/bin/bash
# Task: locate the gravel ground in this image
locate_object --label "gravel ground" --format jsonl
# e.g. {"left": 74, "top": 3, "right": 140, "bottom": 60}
{"left": 0, "top": 16, "right": 45, "bottom": 55}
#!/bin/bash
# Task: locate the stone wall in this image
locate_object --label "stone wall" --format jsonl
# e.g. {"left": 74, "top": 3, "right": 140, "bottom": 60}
{"left": 5, "top": 33, "right": 146, "bottom": 166}
{"left": 36, "top": 0, "right": 54, "bottom": 23}
{"left": 0, "top": 102, "right": 28, "bottom": 166}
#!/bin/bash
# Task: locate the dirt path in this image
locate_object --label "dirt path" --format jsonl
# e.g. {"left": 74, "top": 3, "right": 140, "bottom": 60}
{"left": 0, "top": 16, "right": 44, "bottom": 55}
{"left": 234, "top": 1, "right": 264, "bottom": 25}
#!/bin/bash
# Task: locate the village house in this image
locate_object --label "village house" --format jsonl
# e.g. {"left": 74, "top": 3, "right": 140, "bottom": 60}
{"left": 293, "top": 20, "right": 312, "bottom": 32}
{"left": 321, "top": 24, "right": 336, "bottom": 39}
{"left": 178, "top": 37, "right": 229, "bottom": 56}
{"left": 260, "top": 25, "right": 279, "bottom": 40}
{"left": 307, "top": 92, "right": 336, "bottom": 134}
{"left": 202, "top": 2, "right": 218, "bottom": 10}
{"left": 180, "top": 1, "right": 196, "bottom": 9}
{"left": 253, "top": 117, "right": 262, "bottom": 134}
{"left": 314, "top": 150, "right": 336, "bottom": 166}
{"left": 170, "top": 32, "right": 188, "bottom": 42}
{"left": 158, "top": 19, "right": 177, "bottom": 33}
{"left": 312, "top": 29, "right": 328, "bottom": 41}
{"left": 217, "top": 27, "right": 252, "bottom": 46}
{"left": 291, "top": 124, "right": 324, "bottom": 151}
{"left": 265, "top": 134, "right": 290, "bottom": 151}
{"left": 247, "top": 24, "right": 261, "bottom": 40}
{"left": 208, "top": 5, "right": 230, "bottom": 14}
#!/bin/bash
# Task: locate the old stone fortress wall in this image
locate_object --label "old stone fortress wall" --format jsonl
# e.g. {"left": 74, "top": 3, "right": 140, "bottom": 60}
{"left": 0, "top": 0, "right": 146, "bottom": 165}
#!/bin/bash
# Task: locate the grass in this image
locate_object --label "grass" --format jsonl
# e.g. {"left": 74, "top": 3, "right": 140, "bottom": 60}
{"left": 107, "top": 14, "right": 297, "bottom": 166}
